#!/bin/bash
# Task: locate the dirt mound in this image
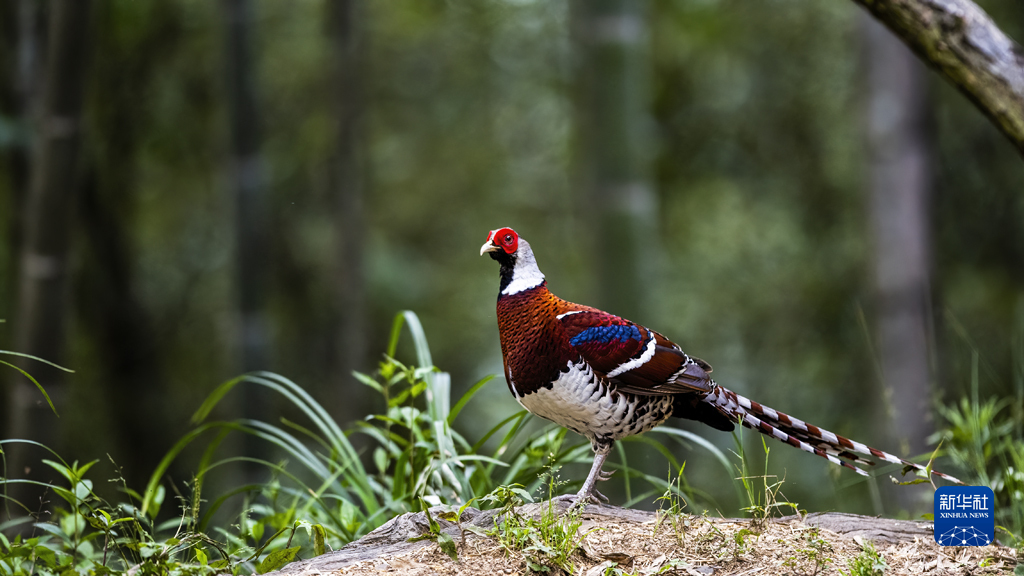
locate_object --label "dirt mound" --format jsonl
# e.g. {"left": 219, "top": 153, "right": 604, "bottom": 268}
{"left": 271, "top": 501, "right": 1019, "bottom": 576}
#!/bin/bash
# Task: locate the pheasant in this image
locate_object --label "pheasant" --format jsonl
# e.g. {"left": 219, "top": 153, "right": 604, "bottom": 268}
{"left": 480, "top": 227, "right": 961, "bottom": 505}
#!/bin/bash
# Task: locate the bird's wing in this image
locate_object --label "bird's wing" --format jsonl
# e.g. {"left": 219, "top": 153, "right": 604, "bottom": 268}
{"left": 557, "top": 309, "right": 713, "bottom": 396}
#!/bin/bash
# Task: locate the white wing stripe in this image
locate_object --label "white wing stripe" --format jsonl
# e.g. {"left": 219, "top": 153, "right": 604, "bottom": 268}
{"left": 606, "top": 332, "right": 658, "bottom": 378}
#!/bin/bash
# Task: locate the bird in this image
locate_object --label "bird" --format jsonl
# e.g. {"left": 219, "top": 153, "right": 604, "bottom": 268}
{"left": 480, "top": 226, "right": 961, "bottom": 506}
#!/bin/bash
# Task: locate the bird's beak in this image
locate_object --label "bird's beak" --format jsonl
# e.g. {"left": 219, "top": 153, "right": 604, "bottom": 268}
{"left": 480, "top": 239, "right": 499, "bottom": 256}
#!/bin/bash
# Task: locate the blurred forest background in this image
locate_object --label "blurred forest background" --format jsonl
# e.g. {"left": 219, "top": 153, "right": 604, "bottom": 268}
{"left": 1, "top": 0, "right": 1023, "bottom": 522}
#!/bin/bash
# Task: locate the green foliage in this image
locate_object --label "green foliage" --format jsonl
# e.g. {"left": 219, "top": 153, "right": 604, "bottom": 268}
{"left": 930, "top": 350, "right": 1024, "bottom": 546}
{"left": 839, "top": 541, "right": 887, "bottom": 576}
{"left": 153, "top": 311, "right": 596, "bottom": 546}
{"left": 782, "top": 527, "right": 834, "bottom": 576}
{"left": 0, "top": 451, "right": 333, "bottom": 576}
{"left": 732, "top": 435, "right": 801, "bottom": 530}
{"left": 406, "top": 497, "right": 483, "bottom": 563}
{"left": 652, "top": 464, "right": 690, "bottom": 544}
{"left": 483, "top": 474, "right": 589, "bottom": 574}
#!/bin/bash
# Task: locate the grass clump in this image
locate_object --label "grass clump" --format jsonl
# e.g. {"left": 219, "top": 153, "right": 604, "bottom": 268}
{"left": 930, "top": 349, "right": 1024, "bottom": 548}
{"left": 732, "top": 434, "right": 801, "bottom": 530}
{"left": 484, "top": 470, "right": 590, "bottom": 574}
{"left": 839, "top": 540, "right": 887, "bottom": 576}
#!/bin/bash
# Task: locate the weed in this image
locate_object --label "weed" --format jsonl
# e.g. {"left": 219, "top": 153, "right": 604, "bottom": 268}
{"left": 839, "top": 540, "right": 887, "bottom": 576}
{"left": 484, "top": 471, "right": 590, "bottom": 573}
{"left": 930, "top": 348, "right": 1024, "bottom": 545}
{"left": 733, "top": 434, "right": 801, "bottom": 530}
{"left": 652, "top": 464, "right": 690, "bottom": 545}
{"left": 408, "top": 496, "right": 488, "bottom": 562}
{"left": 729, "top": 528, "right": 755, "bottom": 562}
{"left": 782, "top": 527, "right": 834, "bottom": 576}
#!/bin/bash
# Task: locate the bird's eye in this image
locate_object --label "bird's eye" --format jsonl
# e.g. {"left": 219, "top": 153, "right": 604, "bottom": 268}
{"left": 503, "top": 234, "right": 513, "bottom": 244}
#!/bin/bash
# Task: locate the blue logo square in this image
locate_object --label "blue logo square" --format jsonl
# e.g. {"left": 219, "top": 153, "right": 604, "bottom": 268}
{"left": 934, "top": 486, "right": 995, "bottom": 546}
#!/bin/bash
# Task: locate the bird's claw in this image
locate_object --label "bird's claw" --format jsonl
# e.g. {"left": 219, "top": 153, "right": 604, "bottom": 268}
{"left": 597, "top": 469, "right": 615, "bottom": 482}
{"left": 551, "top": 488, "right": 607, "bottom": 511}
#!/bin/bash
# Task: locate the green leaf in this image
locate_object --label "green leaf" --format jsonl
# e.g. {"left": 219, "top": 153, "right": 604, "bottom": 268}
{"left": 0, "top": 354, "right": 73, "bottom": 418}
{"left": 436, "top": 508, "right": 460, "bottom": 523}
{"left": 890, "top": 476, "right": 930, "bottom": 486}
{"left": 189, "top": 374, "right": 249, "bottom": 424}
{"left": 527, "top": 560, "right": 550, "bottom": 572}
{"left": 353, "top": 372, "right": 384, "bottom": 393}
{"left": 437, "top": 532, "right": 458, "bottom": 562}
{"left": 447, "top": 375, "right": 494, "bottom": 425}
{"left": 340, "top": 500, "right": 359, "bottom": 534}
{"left": 462, "top": 525, "right": 489, "bottom": 537}
{"left": 194, "top": 547, "right": 208, "bottom": 565}
{"left": 251, "top": 521, "right": 265, "bottom": 543}
{"left": 256, "top": 546, "right": 300, "bottom": 574}
{"left": 0, "top": 350, "right": 74, "bottom": 372}
{"left": 73, "top": 479, "right": 93, "bottom": 500}
{"left": 33, "top": 545, "right": 57, "bottom": 567}
{"left": 421, "top": 500, "right": 440, "bottom": 535}
{"left": 313, "top": 524, "right": 326, "bottom": 557}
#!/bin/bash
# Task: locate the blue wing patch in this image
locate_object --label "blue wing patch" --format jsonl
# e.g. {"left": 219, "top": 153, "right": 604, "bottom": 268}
{"left": 569, "top": 324, "right": 643, "bottom": 347}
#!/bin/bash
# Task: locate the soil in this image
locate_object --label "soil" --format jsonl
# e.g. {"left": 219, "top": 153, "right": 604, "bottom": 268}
{"left": 270, "top": 501, "right": 1020, "bottom": 576}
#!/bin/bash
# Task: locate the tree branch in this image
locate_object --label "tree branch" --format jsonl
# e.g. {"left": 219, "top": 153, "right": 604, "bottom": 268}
{"left": 853, "top": 0, "right": 1024, "bottom": 156}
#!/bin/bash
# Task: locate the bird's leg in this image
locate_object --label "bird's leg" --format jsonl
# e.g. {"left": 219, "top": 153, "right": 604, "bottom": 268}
{"left": 576, "top": 449, "right": 609, "bottom": 504}
{"left": 553, "top": 442, "right": 614, "bottom": 510}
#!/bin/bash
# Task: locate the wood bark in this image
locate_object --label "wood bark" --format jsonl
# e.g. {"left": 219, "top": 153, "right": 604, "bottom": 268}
{"left": 863, "top": 15, "right": 935, "bottom": 514}
{"left": 573, "top": 0, "right": 657, "bottom": 322}
{"left": 851, "top": 0, "right": 1024, "bottom": 156}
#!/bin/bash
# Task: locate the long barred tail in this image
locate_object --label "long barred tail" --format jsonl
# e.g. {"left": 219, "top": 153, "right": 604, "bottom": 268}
{"left": 702, "top": 384, "right": 963, "bottom": 485}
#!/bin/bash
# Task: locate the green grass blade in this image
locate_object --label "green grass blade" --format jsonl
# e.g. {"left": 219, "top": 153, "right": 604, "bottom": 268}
{"left": 650, "top": 427, "right": 732, "bottom": 477}
{"left": 0, "top": 359, "right": 59, "bottom": 416}
{"left": 190, "top": 374, "right": 249, "bottom": 424}
{"left": 448, "top": 374, "right": 495, "bottom": 426}
{"left": 0, "top": 351, "right": 74, "bottom": 372}
{"left": 142, "top": 422, "right": 228, "bottom": 517}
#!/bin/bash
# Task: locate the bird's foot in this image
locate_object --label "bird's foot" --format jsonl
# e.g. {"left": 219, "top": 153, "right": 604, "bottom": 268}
{"left": 551, "top": 488, "right": 608, "bottom": 512}
{"left": 597, "top": 469, "right": 615, "bottom": 482}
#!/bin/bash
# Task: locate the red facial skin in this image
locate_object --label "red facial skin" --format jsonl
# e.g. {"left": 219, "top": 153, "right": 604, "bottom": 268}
{"left": 488, "top": 227, "right": 518, "bottom": 254}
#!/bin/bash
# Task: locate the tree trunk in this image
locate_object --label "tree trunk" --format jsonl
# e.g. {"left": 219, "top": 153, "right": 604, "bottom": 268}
{"left": 851, "top": 0, "right": 1024, "bottom": 156}
{"left": 573, "top": 0, "right": 657, "bottom": 322}
{"left": 863, "top": 15, "right": 935, "bottom": 515}
{"left": 327, "top": 0, "right": 367, "bottom": 413}
{"left": 3, "top": 0, "right": 45, "bottom": 288}
{"left": 6, "top": 0, "right": 91, "bottom": 515}
{"left": 223, "top": 0, "right": 271, "bottom": 476}
{"left": 224, "top": 0, "right": 270, "bottom": 374}
{"left": 0, "top": 0, "right": 45, "bottom": 423}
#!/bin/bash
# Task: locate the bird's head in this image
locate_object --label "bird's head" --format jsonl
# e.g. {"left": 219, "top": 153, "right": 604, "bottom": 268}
{"left": 480, "top": 227, "right": 545, "bottom": 296}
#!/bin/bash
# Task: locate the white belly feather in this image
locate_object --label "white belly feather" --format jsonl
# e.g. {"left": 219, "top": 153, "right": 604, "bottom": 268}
{"left": 514, "top": 360, "right": 674, "bottom": 443}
